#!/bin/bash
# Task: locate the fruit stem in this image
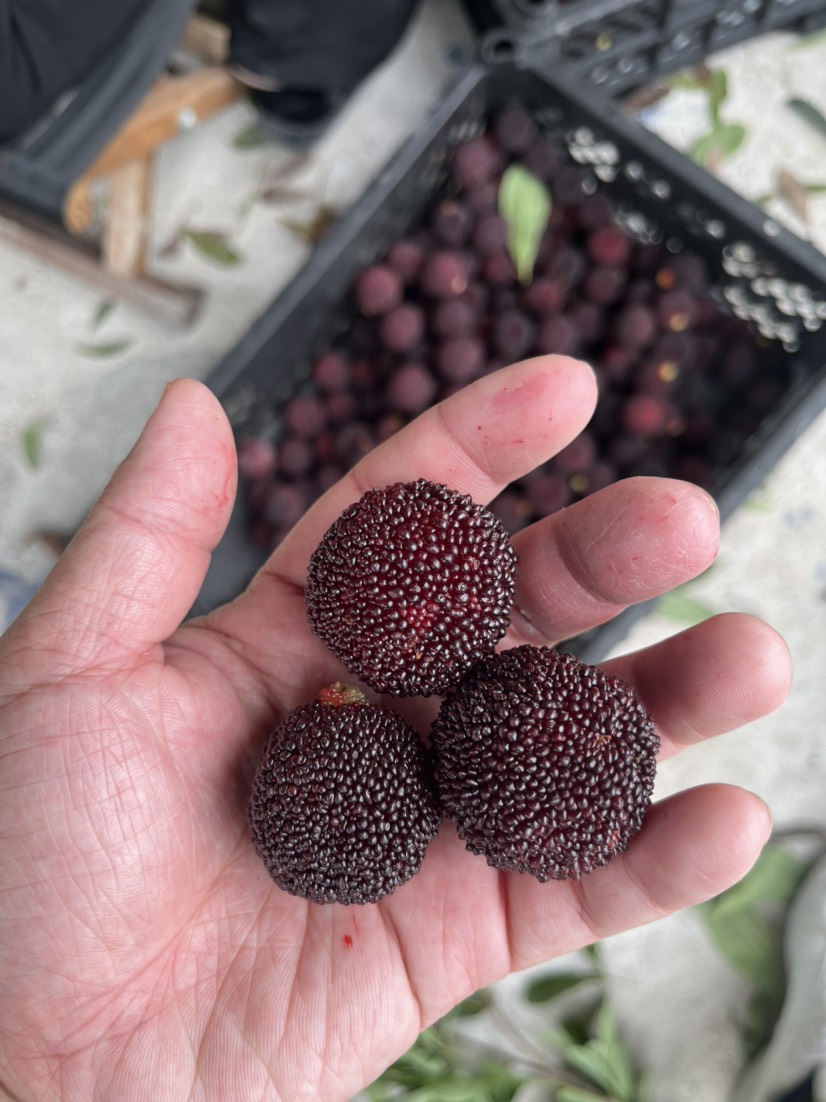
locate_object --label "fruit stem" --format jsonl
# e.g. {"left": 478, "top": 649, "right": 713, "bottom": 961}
{"left": 317, "top": 683, "right": 368, "bottom": 707}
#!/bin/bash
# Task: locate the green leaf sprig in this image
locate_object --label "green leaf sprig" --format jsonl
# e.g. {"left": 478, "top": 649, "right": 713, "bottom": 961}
{"left": 498, "top": 164, "right": 552, "bottom": 285}
{"left": 182, "top": 229, "right": 244, "bottom": 267}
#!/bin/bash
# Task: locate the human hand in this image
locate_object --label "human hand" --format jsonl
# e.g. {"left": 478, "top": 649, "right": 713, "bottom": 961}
{"left": 0, "top": 357, "right": 790, "bottom": 1102}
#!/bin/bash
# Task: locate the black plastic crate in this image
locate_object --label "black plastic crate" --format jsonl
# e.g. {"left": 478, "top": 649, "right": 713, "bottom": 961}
{"left": 195, "top": 58, "right": 826, "bottom": 662}
{"left": 463, "top": 0, "right": 826, "bottom": 96}
{"left": 464, "top": 0, "right": 826, "bottom": 35}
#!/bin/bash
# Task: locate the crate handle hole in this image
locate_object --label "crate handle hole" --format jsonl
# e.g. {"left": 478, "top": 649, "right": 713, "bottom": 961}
{"left": 481, "top": 30, "right": 524, "bottom": 65}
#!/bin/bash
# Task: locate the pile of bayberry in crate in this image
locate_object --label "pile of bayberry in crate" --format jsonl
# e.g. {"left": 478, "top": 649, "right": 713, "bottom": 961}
{"left": 239, "top": 102, "right": 788, "bottom": 551}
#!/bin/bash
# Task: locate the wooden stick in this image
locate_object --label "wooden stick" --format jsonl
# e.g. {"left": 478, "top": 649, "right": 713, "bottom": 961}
{"left": 79, "top": 67, "right": 241, "bottom": 182}
{"left": 0, "top": 199, "right": 201, "bottom": 327}
{"left": 103, "top": 156, "right": 153, "bottom": 278}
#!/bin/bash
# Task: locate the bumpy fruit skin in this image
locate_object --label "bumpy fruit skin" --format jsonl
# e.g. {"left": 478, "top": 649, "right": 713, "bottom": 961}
{"left": 248, "top": 686, "right": 441, "bottom": 905}
{"left": 305, "top": 479, "right": 518, "bottom": 696}
{"left": 431, "top": 646, "right": 659, "bottom": 881}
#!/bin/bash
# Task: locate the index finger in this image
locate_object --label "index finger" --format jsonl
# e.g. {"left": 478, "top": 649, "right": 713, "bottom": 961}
{"left": 259, "top": 355, "right": 596, "bottom": 594}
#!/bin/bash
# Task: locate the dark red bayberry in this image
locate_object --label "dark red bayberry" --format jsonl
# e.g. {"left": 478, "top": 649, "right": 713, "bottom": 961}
{"left": 473, "top": 213, "right": 510, "bottom": 257}
{"left": 491, "top": 310, "right": 537, "bottom": 362}
{"left": 536, "top": 315, "right": 581, "bottom": 357}
{"left": 312, "top": 352, "right": 351, "bottom": 393}
{"left": 261, "top": 482, "right": 310, "bottom": 530}
{"left": 431, "top": 297, "right": 478, "bottom": 340}
{"left": 587, "top": 226, "right": 632, "bottom": 268}
{"left": 482, "top": 252, "right": 517, "bottom": 287}
{"left": 356, "top": 265, "right": 403, "bottom": 317}
{"left": 420, "top": 251, "right": 470, "bottom": 299}
{"left": 326, "top": 390, "right": 358, "bottom": 425}
{"left": 657, "top": 290, "right": 696, "bottom": 332}
{"left": 386, "top": 362, "right": 439, "bottom": 415}
{"left": 278, "top": 437, "right": 314, "bottom": 479}
{"left": 385, "top": 239, "right": 424, "bottom": 284}
{"left": 554, "top": 431, "right": 597, "bottom": 477}
{"left": 452, "top": 136, "right": 501, "bottom": 191}
{"left": 431, "top": 646, "right": 659, "bottom": 881}
{"left": 237, "top": 437, "right": 277, "bottom": 480}
{"left": 522, "top": 278, "right": 566, "bottom": 318}
{"left": 583, "top": 266, "right": 626, "bottom": 307}
{"left": 431, "top": 199, "right": 474, "bottom": 249}
{"left": 612, "top": 304, "right": 657, "bottom": 351}
{"left": 379, "top": 304, "right": 425, "bottom": 353}
{"left": 493, "top": 104, "right": 538, "bottom": 154}
{"left": 522, "top": 136, "right": 565, "bottom": 181}
{"left": 622, "top": 393, "right": 675, "bottom": 437}
{"left": 283, "top": 394, "right": 327, "bottom": 438}
{"left": 436, "top": 337, "right": 486, "bottom": 385}
{"left": 305, "top": 480, "right": 518, "bottom": 696}
{"left": 523, "top": 469, "right": 572, "bottom": 515}
{"left": 249, "top": 684, "right": 441, "bottom": 904}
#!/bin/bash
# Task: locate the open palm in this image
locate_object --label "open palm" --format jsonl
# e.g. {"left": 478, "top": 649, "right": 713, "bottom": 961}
{"left": 0, "top": 358, "right": 790, "bottom": 1102}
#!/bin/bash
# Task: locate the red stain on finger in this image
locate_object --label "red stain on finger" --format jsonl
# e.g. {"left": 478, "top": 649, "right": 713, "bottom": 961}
{"left": 342, "top": 934, "right": 353, "bottom": 950}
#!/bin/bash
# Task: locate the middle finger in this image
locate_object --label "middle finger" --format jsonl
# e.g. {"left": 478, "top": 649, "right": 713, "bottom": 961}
{"left": 507, "top": 475, "right": 720, "bottom": 647}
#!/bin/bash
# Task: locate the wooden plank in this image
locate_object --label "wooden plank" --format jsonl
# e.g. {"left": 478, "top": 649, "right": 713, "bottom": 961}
{"left": 103, "top": 157, "right": 153, "bottom": 278}
{"left": 0, "top": 199, "right": 202, "bottom": 327}
{"left": 80, "top": 68, "right": 241, "bottom": 182}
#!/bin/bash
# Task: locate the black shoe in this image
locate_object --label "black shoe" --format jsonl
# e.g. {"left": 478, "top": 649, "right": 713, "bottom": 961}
{"left": 248, "top": 88, "right": 342, "bottom": 151}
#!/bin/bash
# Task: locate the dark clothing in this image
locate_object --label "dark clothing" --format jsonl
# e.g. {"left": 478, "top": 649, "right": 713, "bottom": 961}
{"left": 0, "top": 0, "right": 418, "bottom": 144}
{"left": 0, "top": 0, "right": 148, "bottom": 141}
{"left": 228, "top": 0, "right": 416, "bottom": 96}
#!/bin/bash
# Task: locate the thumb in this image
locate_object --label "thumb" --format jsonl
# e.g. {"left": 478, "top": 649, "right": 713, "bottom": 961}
{"left": 2, "top": 379, "right": 237, "bottom": 682}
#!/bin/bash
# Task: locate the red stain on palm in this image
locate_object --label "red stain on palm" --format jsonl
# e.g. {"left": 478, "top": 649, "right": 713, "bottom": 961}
{"left": 342, "top": 934, "right": 353, "bottom": 950}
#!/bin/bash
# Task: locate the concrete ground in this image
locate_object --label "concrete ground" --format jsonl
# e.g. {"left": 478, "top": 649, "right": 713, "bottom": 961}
{"left": 0, "top": 5, "right": 824, "bottom": 1099}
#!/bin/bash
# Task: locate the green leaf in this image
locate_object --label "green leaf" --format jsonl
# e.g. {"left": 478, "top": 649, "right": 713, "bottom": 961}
{"left": 75, "top": 339, "right": 134, "bottom": 359}
{"left": 451, "top": 990, "right": 492, "bottom": 1017}
{"left": 742, "top": 987, "right": 785, "bottom": 1062}
{"left": 715, "top": 122, "right": 746, "bottom": 157}
{"left": 183, "top": 229, "right": 243, "bottom": 266}
{"left": 429, "top": 1081, "right": 488, "bottom": 1101}
{"left": 594, "top": 1003, "right": 635, "bottom": 1100}
{"left": 364, "top": 1082, "right": 392, "bottom": 1101}
{"left": 526, "top": 972, "right": 596, "bottom": 1004}
{"left": 708, "top": 69, "right": 729, "bottom": 126}
{"left": 90, "top": 298, "right": 115, "bottom": 331}
{"left": 729, "top": 856, "right": 826, "bottom": 1102}
{"left": 690, "top": 122, "right": 746, "bottom": 166}
{"left": 232, "top": 123, "right": 268, "bottom": 150}
{"left": 21, "top": 420, "right": 48, "bottom": 469}
{"left": 704, "top": 905, "right": 785, "bottom": 997}
{"left": 560, "top": 1015, "right": 593, "bottom": 1047}
{"left": 583, "top": 942, "right": 602, "bottom": 965}
{"left": 787, "top": 97, "right": 826, "bottom": 141}
{"left": 552, "top": 1004, "right": 637, "bottom": 1101}
{"left": 559, "top": 1043, "right": 617, "bottom": 1092}
{"left": 498, "top": 164, "right": 552, "bottom": 285}
{"left": 657, "top": 590, "right": 715, "bottom": 625}
{"left": 555, "top": 1087, "right": 609, "bottom": 1102}
{"left": 667, "top": 72, "right": 708, "bottom": 92}
{"left": 396, "top": 1047, "right": 445, "bottom": 1078}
